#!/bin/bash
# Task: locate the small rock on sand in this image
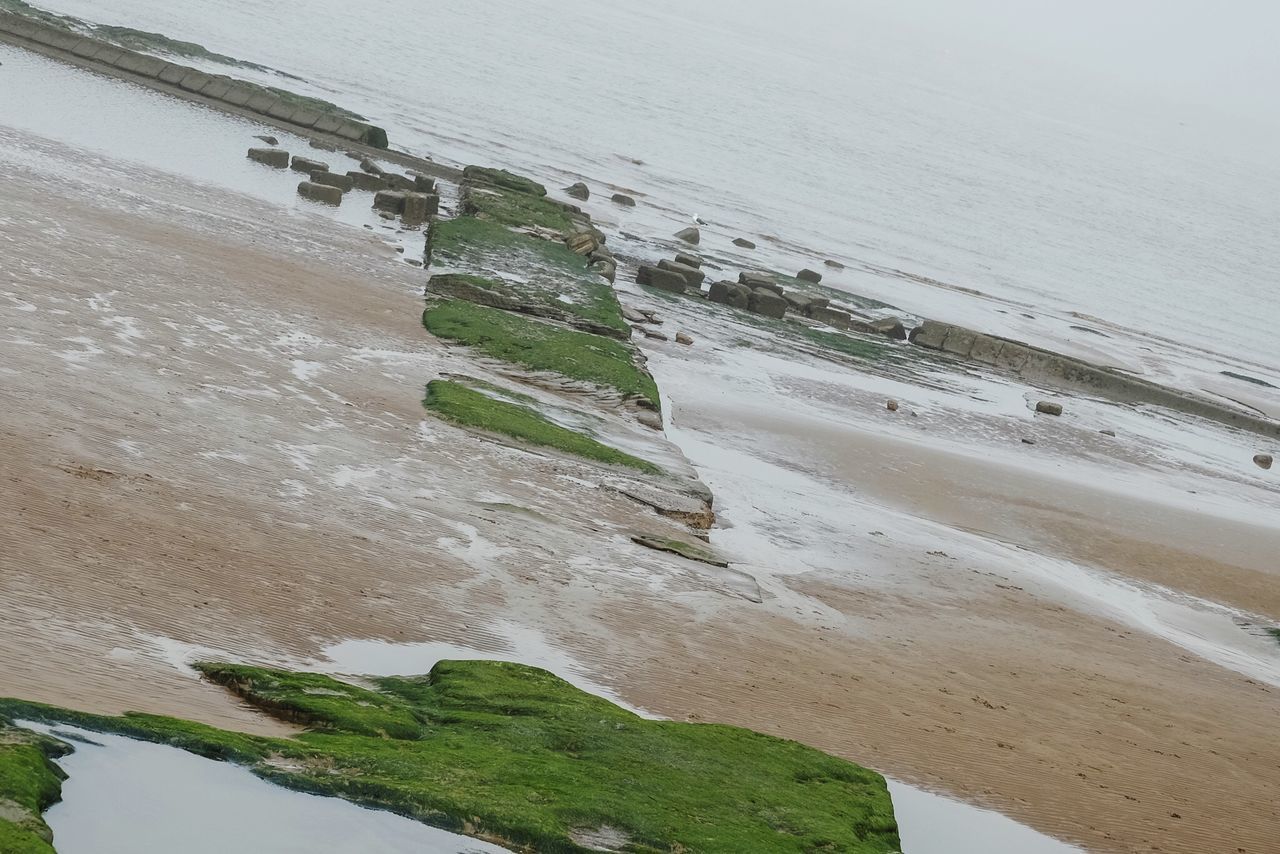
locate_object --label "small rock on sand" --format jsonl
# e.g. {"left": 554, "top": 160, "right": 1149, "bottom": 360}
{"left": 675, "top": 333, "right": 693, "bottom": 346}
{"left": 643, "top": 329, "right": 668, "bottom": 341}
{"left": 824, "top": 259, "right": 845, "bottom": 269}
{"left": 796, "top": 268, "right": 823, "bottom": 284}
{"left": 733, "top": 237, "right": 756, "bottom": 249}
{"left": 1035, "top": 401, "right": 1064, "bottom": 416}
{"left": 564, "top": 182, "right": 590, "bottom": 200}
{"left": 611, "top": 193, "right": 636, "bottom": 207}
{"left": 1255, "top": 453, "right": 1274, "bottom": 470}
{"left": 247, "top": 147, "right": 289, "bottom": 168}
{"left": 254, "top": 134, "right": 279, "bottom": 146}
{"left": 886, "top": 400, "right": 899, "bottom": 412}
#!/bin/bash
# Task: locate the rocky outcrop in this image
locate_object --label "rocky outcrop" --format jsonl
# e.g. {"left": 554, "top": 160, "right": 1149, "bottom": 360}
{"left": 297, "top": 180, "right": 342, "bottom": 206}
{"left": 564, "top": 182, "right": 590, "bottom": 200}
{"left": 247, "top": 147, "right": 288, "bottom": 168}
{"left": 637, "top": 266, "right": 687, "bottom": 293}
{"left": 674, "top": 227, "right": 700, "bottom": 245}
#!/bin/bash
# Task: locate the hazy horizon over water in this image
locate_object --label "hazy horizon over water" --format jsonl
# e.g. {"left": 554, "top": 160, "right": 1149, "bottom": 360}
{"left": 28, "top": 0, "right": 1280, "bottom": 373}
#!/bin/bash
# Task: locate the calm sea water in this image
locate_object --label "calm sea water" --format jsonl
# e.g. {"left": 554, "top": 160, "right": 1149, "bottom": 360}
{"left": 24, "top": 0, "right": 1280, "bottom": 371}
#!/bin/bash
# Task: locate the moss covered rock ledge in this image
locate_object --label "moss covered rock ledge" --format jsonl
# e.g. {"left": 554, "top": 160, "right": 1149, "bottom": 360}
{"left": 0, "top": 661, "right": 901, "bottom": 853}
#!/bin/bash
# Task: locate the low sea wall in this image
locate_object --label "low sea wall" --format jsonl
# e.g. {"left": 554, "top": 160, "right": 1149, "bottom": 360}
{"left": 910, "top": 320, "right": 1280, "bottom": 440}
{"left": 0, "top": 12, "right": 387, "bottom": 148}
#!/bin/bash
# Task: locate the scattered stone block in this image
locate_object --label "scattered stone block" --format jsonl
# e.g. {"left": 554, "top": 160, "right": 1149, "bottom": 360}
{"left": 738, "top": 272, "right": 782, "bottom": 295}
{"left": 825, "top": 259, "right": 845, "bottom": 269}
{"left": 247, "top": 147, "right": 289, "bottom": 168}
{"left": 360, "top": 158, "right": 386, "bottom": 177}
{"left": 676, "top": 333, "right": 694, "bottom": 346}
{"left": 309, "top": 171, "right": 354, "bottom": 192}
{"left": 1035, "top": 401, "right": 1064, "bottom": 416}
{"left": 373, "top": 190, "right": 407, "bottom": 213}
{"left": 290, "top": 156, "right": 328, "bottom": 174}
{"left": 674, "top": 252, "right": 702, "bottom": 269}
{"left": 637, "top": 266, "right": 687, "bottom": 294}
{"left": 1254, "top": 453, "right": 1273, "bottom": 470}
{"left": 968, "top": 334, "right": 1005, "bottom": 364}
{"left": 797, "top": 268, "right": 823, "bottom": 284}
{"left": 748, "top": 288, "right": 787, "bottom": 319}
{"left": 674, "top": 226, "right": 700, "bottom": 244}
{"left": 401, "top": 192, "right": 438, "bottom": 226}
{"left": 297, "top": 181, "right": 342, "bottom": 206}
{"left": 413, "top": 175, "right": 436, "bottom": 193}
{"left": 566, "top": 231, "right": 601, "bottom": 256}
{"left": 565, "top": 182, "right": 590, "bottom": 200}
{"left": 809, "top": 306, "right": 851, "bottom": 328}
{"left": 733, "top": 237, "right": 756, "bottom": 249}
{"left": 708, "top": 281, "right": 750, "bottom": 309}
{"left": 869, "top": 317, "right": 907, "bottom": 340}
{"left": 941, "top": 326, "right": 978, "bottom": 357}
{"left": 347, "top": 171, "right": 389, "bottom": 192}
{"left": 611, "top": 193, "right": 636, "bottom": 206}
{"left": 657, "top": 259, "right": 705, "bottom": 288}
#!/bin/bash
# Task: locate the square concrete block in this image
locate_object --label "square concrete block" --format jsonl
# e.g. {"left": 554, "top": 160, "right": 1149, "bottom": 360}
{"left": 158, "top": 63, "right": 188, "bottom": 84}
{"left": 221, "top": 84, "right": 256, "bottom": 107}
{"left": 335, "top": 121, "right": 366, "bottom": 142}
{"left": 71, "top": 38, "right": 100, "bottom": 58}
{"left": 267, "top": 100, "right": 298, "bottom": 121}
{"left": 92, "top": 45, "right": 124, "bottom": 65}
{"left": 246, "top": 92, "right": 279, "bottom": 113}
{"left": 909, "top": 320, "right": 951, "bottom": 350}
{"left": 994, "top": 342, "right": 1031, "bottom": 372}
{"left": 941, "top": 326, "right": 979, "bottom": 358}
{"left": 200, "top": 78, "right": 232, "bottom": 100}
{"left": 179, "top": 70, "right": 212, "bottom": 93}
{"left": 968, "top": 335, "right": 1005, "bottom": 365}
{"left": 288, "top": 108, "right": 322, "bottom": 128}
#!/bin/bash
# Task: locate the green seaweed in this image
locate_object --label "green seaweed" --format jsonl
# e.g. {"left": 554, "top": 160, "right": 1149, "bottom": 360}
{"left": 0, "top": 727, "right": 69, "bottom": 853}
{"left": 429, "top": 217, "right": 627, "bottom": 335}
{"left": 423, "top": 300, "right": 659, "bottom": 408}
{"left": 0, "top": 661, "right": 901, "bottom": 853}
{"left": 425, "top": 380, "right": 660, "bottom": 473}
{"left": 1267, "top": 627, "right": 1280, "bottom": 646}
{"left": 461, "top": 166, "right": 547, "bottom": 197}
{"left": 631, "top": 535, "right": 728, "bottom": 567}
{"left": 461, "top": 184, "right": 577, "bottom": 233}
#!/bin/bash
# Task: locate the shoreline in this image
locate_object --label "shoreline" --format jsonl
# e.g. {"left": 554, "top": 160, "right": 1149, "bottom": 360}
{"left": 1, "top": 18, "right": 1279, "bottom": 854}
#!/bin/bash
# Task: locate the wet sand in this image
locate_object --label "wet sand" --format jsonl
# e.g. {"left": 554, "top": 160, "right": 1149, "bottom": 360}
{"left": 2, "top": 108, "right": 1280, "bottom": 854}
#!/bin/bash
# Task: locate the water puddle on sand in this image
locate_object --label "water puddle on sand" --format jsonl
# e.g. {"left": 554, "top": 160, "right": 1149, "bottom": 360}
{"left": 888, "top": 780, "right": 1082, "bottom": 853}
{"left": 20, "top": 722, "right": 507, "bottom": 854}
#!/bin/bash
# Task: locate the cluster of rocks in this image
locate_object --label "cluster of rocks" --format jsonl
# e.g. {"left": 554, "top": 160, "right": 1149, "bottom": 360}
{"left": 633, "top": 251, "right": 906, "bottom": 340}
{"left": 247, "top": 145, "right": 439, "bottom": 224}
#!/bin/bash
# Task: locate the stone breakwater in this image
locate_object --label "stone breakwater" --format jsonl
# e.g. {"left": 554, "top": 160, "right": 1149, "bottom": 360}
{"left": 0, "top": 11, "right": 388, "bottom": 148}
{"left": 909, "top": 319, "right": 1280, "bottom": 440}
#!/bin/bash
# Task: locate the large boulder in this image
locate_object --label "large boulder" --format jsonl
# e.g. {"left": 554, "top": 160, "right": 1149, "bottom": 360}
{"left": 309, "top": 171, "right": 354, "bottom": 192}
{"left": 748, "top": 288, "right": 787, "bottom": 319}
{"left": 290, "top": 156, "right": 329, "bottom": 174}
{"left": 637, "top": 265, "right": 687, "bottom": 293}
{"left": 708, "top": 280, "right": 750, "bottom": 309}
{"left": 674, "top": 226, "right": 701, "bottom": 244}
{"left": 297, "top": 181, "right": 342, "bottom": 206}
{"left": 247, "top": 147, "right": 289, "bottom": 168}
{"left": 346, "top": 171, "right": 389, "bottom": 191}
{"left": 658, "top": 259, "right": 705, "bottom": 288}
{"left": 797, "top": 268, "right": 823, "bottom": 284}
{"left": 401, "top": 192, "right": 439, "bottom": 226}
{"left": 564, "top": 182, "right": 590, "bottom": 200}
{"left": 373, "top": 189, "right": 407, "bottom": 213}
{"left": 674, "top": 252, "right": 702, "bottom": 269}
